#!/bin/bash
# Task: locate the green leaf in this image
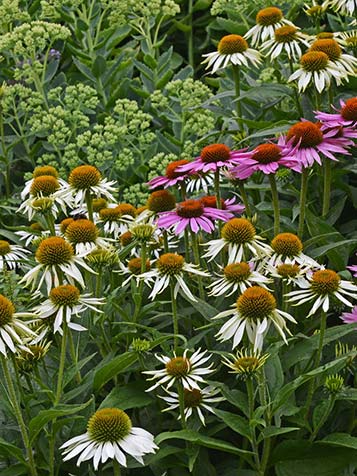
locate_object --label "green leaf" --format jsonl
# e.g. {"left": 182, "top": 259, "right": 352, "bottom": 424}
{"left": 29, "top": 399, "right": 92, "bottom": 443}
{"left": 99, "top": 381, "right": 153, "bottom": 410}
{"left": 214, "top": 409, "right": 252, "bottom": 441}
{"left": 72, "top": 57, "right": 96, "bottom": 82}
{"left": 155, "top": 430, "right": 252, "bottom": 456}
{"left": 93, "top": 352, "right": 137, "bottom": 391}
{"left": 220, "top": 388, "right": 249, "bottom": 417}
{"left": 264, "top": 354, "right": 284, "bottom": 398}
{"left": 0, "top": 437, "right": 25, "bottom": 463}
{"left": 258, "top": 427, "right": 299, "bottom": 443}
{"left": 92, "top": 54, "right": 107, "bottom": 78}
{"left": 0, "top": 464, "right": 28, "bottom": 476}
{"left": 308, "top": 239, "right": 357, "bottom": 259}
{"left": 320, "top": 433, "right": 357, "bottom": 450}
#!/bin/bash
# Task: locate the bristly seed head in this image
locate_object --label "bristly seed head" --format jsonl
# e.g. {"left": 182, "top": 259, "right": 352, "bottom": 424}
{"left": 87, "top": 408, "right": 132, "bottom": 443}
{"left": 274, "top": 25, "right": 298, "bottom": 43}
{"left": 271, "top": 233, "right": 303, "bottom": 256}
{"left": 341, "top": 97, "right": 357, "bottom": 121}
{"left": 253, "top": 144, "right": 282, "bottom": 164}
{"left": 256, "top": 7, "right": 283, "bottom": 26}
{"left": 157, "top": 253, "right": 184, "bottom": 276}
{"left": 176, "top": 200, "right": 204, "bottom": 218}
{"left": 276, "top": 263, "right": 300, "bottom": 278}
{"left": 310, "top": 38, "right": 341, "bottom": 61}
{"left": 0, "top": 294, "right": 15, "bottom": 326}
{"left": 33, "top": 165, "right": 58, "bottom": 179}
{"left": 200, "top": 143, "right": 231, "bottom": 163}
{"left": 49, "top": 284, "right": 80, "bottom": 307}
{"left": 36, "top": 237, "right": 74, "bottom": 265}
{"left": 221, "top": 218, "right": 256, "bottom": 244}
{"left": 165, "top": 160, "right": 189, "bottom": 179}
{"left": 147, "top": 190, "right": 176, "bottom": 213}
{"left": 184, "top": 388, "right": 203, "bottom": 408}
{"left": 224, "top": 262, "right": 252, "bottom": 282}
{"left": 218, "top": 35, "right": 248, "bottom": 55}
{"left": 65, "top": 219, "right": 98, "bottom": 244}
{"left": 0, "top": 240, "right": 11, "bottom": 256}
{"left": 128, "top": 257, "right": 151, "bottom": 274}
{"left": 30, "top": 176, "right": 60, "bottom": 197}
{"left": 166, "top": 356, "right": 190, "bottom": 377}
{"left": 69, "top": 165, "right": 101, "bottom": 190}
{"left": 286, "top": 121, "right": 324, "bottom": 148}
{"left": 300, "top": 51, "right": 329, "bottom": 72}
{"left": 311, "top": 269, "right": 340, "bottom": 295}
{"left": 237, "top": 286, "right": 276, "bottom": 320}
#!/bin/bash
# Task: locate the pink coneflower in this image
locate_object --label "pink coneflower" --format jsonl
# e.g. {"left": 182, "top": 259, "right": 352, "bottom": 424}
{"left": 156, "top": 199, "right": 232, "bottom": 234}
{"left": 280, "top": 120, "right": 353, "bottom": 168}
{"left": 178, "top": 144, "right": 252, "bottom": 175}
{"left": 230, "top": 143, "right": 302, "bottom": 179}
{"left": 315, "top": 97, "right": 357, "bottom": 129}
{"left": 200, "top": 195, "right": 245, "bottom": 215}
{"left": 340, "top": 307, "right": 357, "bottom": 324}
{"left": 148, "top": 159, "right": 190, "bottom": 189}
{"left": 348, "top": 264, "right": 357, "bottom": 277}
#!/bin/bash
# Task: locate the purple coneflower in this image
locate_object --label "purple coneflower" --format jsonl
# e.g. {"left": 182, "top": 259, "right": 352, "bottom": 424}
{"left": 148, "top": 159, "right": 190, "bottom": 189}
{"left": 340, "top": 307, "right": 357, "bottom": 324}
{"left": 315, "top": 97, "right": 357, "bottom": 128}
{"left": 199, "top": 195, "right": 245, "bottom": 215}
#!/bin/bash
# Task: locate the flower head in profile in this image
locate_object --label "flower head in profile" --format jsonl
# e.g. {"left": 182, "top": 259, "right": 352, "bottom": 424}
{"left": 148, "top": 159, "right": 190, "bottom": 189}
{"left": 287, "top": 269, "right": 357, "bottom": 316}
{"left": 245, "top": 7, "right": 294, "bottom": 46}
{"left": 268, "top": 261, "right": 312, "bottom": 287}
{"left": 35, "top": 284, "right": 104, "bottom": 334}
{"left": 0, "top": 239, "right": 30, "bottom": 270}
{"left": 120, "top": 257, "right": 152, "bottom": 286}
{"left": 159, "top": 386, "right": 224, "bottom": 426}
{"left": 21, "top": 165, "right": 68, "bottom": 200}
{"left": 143, "top": 348, "right": 214, "bottom": 391}
{"left": 261, "top": 25, "right": 310, "bottom": 61}
{"left": 288, "top": 51, "right": 348, "bottom": 93}
{"left": 139, "top": 253, "right": 209, "bottom": 301}
{"left": 208, "top": 261, "right": 272, "bottom": 297}
{"left": 280, "top": 120, "right": 353, "bottom": 168}
{"left": 200, "top": 195, "right": 245, "bottom": 215}
{"left": 203, "top": 218, "right": 272, "bottom": 264}
{"left": 178, "top": 143, "right": 252, "bottom": 175}
{"left": 60, "top": 407, "right": 158, "bottom": 469}
{"left": 214, "top": 286, "right": 296, "bottom": 350}
{"left": 222, "top": 348, "right": 270, "bottom": 379}
{"left": 202, "top": 34, "right": 261, "bottom": 73}
{"left": 268, "top": 233, "right": 320, "bottom": 268}
{"left": 20, "top": 236, "right": 95, "bottom": 293}
{"left": 230, "top": 143, "right": 302, "bottom": 180}
{"left": 309, "top": 38, "right": 357, "bottom": 77}
{"left": 99, "top": 204, "right": 137, "bottom": 238}
{"left": 156, "top": 199, "right": 233, "bottom": 235}
{"left": 340, "top": 306, "right": 357, "bottom": 324}
{"left": 315, "top": 97, "right": 357, "bottom": 128}
{"left": 16, "top": 223, "right": 49, "bottom": 247}
{"left": 325, "top": 0, "right": 356, "bottom": 16}
{"left": 65, "top": 219, "right": 112, "bottom": 255}
{"left": 0, "top": 294, "right": 38, "bottom": 357}
{"left": 65, "top": 165, "right": 117, "bottom": 208}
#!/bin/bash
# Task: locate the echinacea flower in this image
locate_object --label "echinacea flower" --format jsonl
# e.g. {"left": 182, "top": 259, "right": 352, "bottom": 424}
{"left": 65, "top": 218, "right": 112, "bottom": 255}
{"left": 268, "top": 261, "right": 312, "bottom": 287}
{"left": 139, "top": 253, "right": 209, "bottom": 301}
{"left": 16, "top": 223, "right": 49, "bottom": 247}
{"left": 20, "top": 236, "right": 95, "bottom": 292}
{"left": 178, "top": 143, "right": 252, "bottom": 175}
{"left": 203, "top": 218, "right": 272, "bottom": 264}
{"left": 21, "top": 165, "right": 68, "bottom": 200}
{"left": 146, "top": 190, "right": 176, "bottom": 215}
{"left": 338, "top": 30, "right": 357, "bottom": 51}
{"left": 156, "top": 199, "right": 232, "bottom": 235}
{"left": 280, "top": 120, "right": 353, "bottom": 168}
{"left": 261, "top": 25, "right": 310, "bottom": 61}
{"left": 287, "top": 269, "right": 357, "bottom": 316}
{"left": 60, "top": 408, "right": 158, "bottom": 469}
{"left": 120, "top": 257, "right": 152, "bottom": 286}
{"left": 340, "top": 306, "right": 357, "bottom": 324}
{"left": 202, "top": 34, "right": 261, "bottom": 73}
{"left": 213, "top": 286, "right": 296, "bottom": 350}
{"left": 222, "top": 347, "right": 269, "bottom": 378}
{"left": 200, "top": 195, "right": 245, "bottom": 215}
{"left": 315, "top": 97, "right": 357, "bottom": 128}
{"left": 0, "top": 294, "right": 38, "bottom": 356}
{"left": 245, "top": 7, "right": 294, "bottom": 46}
{"left": 230, "top": 143, "right": 301, "bottom": 180}
{"left": 64, "top": 165, "right": 117, "bottom": 208}
{"left": 267, "top": 232, "right": 320, "bottom": 268}
{"left": 0, "top": 239, "right": 30, "bottom": 270}
{"left": 35, "top": 284, "right": 104, "bottom": 334}
{"left": 309, "top": 38, "right": 357, "bottom": 77}
{"left": 324, "top": 0, "right": 356, "bottom": 16}
{"left": 148, "top": 159, "right": 190, "bottom": 189}
{"left": 143, "top": 348, "right": 214, "bottom": 391}
{"left": 348, "top": 263, "right": 357, "bottom": 277}
{"left": 99, "top": 204, "right": 137, "bottom": 238}
{"left": 159, "top": 386, "right": 224, "bottom": 426}
{"left": 208, "top": 261, "right": 271, "bottom": 297}
{"left": 288, "top": 51, "right": 347, "bottom": 93}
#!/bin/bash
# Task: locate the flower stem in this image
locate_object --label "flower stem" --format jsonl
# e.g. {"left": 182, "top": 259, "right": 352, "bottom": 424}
{"left": 268, "top": 174, "right": 280, "bottom": 236}
{"left": 177, "top": 382, "right": 187, "bottom": 429}
{"left": 239, "top": 182, "right": 251, "bottom": 217}
{"left": 55, "top": 323, "right": 68, "bottom": 405}
{"left": 322, "top": 159, "right": 332, "bottom": 218}
{"left": 187, "top": 0, "right": 194, "bottom": 69}
{"left": 298, "top": 168, "right": 308, "bottom": 238}
{"left": 170, "top": 280, "right": 179, "bottom": 351}
{"left": 232, "top": 65, "right": 243, "bottom": 131}
{"left": 288, "top": 59, "right": 303, "bottom": 118}
{"left": 133, "top": 242, "right": 147, "bottom": 323}
{"left": 246, "top": 378, "right": 260, "bottom": 470}
{"left": 1, "top": 357, "right": 38, "bottom": 476}
{"left": 113, "top": 459, "right": 121, "bottom": 476}
{"left": 190, "top": 231, "right": 205, "bottom": 300}
{"left": 68, "top": 330, "right": 81, "bottom": 384}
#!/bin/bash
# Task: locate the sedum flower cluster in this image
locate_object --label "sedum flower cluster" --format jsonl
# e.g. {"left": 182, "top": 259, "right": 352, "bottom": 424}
{"left": 103, "top": 0, "right": 180, "bottom": 27}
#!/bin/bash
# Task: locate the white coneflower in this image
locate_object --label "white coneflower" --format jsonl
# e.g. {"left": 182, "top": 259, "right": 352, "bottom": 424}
{"left": 35, "top": 284, "right": 104, "bottom": 334}
{"left": 324, "top": 0, "right": 356, "bottom": 16}
{"left": 16, "top": 223, "right": 49, "bottom": 247}
{"left": 203, "top": 218, "right": 272, "bottom": 264}
{"left": 159, "top": 386, "right": 224, "bottom": 426}
{"left": 309, "top": 38, "right": 357, "bottom": 76}
{"left": 222, "top": 348, "right": 270, "bottom": 378}
{"left": 60, "top": 408, "right": 158, "bottom": 469}
{"left": 119, "top": 257, "right": 152, "bottom": 287}
{"left": 288, "top": 50, "right": 347, "bottom": 93}
{"left": 20, "top": 236, "right": 95, "bottom": 292}
{"left": 143, "top": 348, "right": 214, "bottom": 391}
{"left": 287, "top": 269, "right": 357, "bottom": 316}
{"left": 139, "top": 253, "right": 209, "bottom": 301}
{"left": 202, "top": 34, "right": 261, "bottom": 73}
{"left": 267, "top": 261, "right": 312, "bottom": 287}
{"left": 245, "top": 7, "right": 294, "bottom": 46}
{"left": 208, "top": 262, "right": 271, "bottom": 297}
{"left": 21, "top": 165, "right": 68, "bottom": 200}
{"left": 213, "top": 286, "right": 296, "bottom": 350}
{"left": 0, "top": 239, "right": 30, "bottom": 270}
{"left": 98, "top": 204, "right": 137, "bottom": 238}
{"left": 261, "top": 25, "right": 310, "bottom": 61}
{"left": 64, "top": 218, "right": 112, "bottom": 256}
{"left": 267, "top": 233, "right": 321, "bottom": 268}
{"left": 0, "top": 294, "right": 38, "bottom": 356}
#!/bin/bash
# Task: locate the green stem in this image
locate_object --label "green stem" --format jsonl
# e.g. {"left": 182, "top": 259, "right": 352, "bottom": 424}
{"left": 55, "top": 323, "right": 68, "bottom": 405}
{"left": 268, "top": 174, "right": 280, "bottom": 236}
{"left": 239, "top": 182, "right": 251, "bottom": 217}
{"left": 190, "top": 231, "right": 205, "bottom": 300}
{"left": 68, "top": 331, "right": 81, "bottom": 384}
{"left": 232, "top": 65, "right": 242, "bottom": 131}
{"left": 298, "top": 168, "right": 308, "bottom": 239}
{"left": 133, "top": 242, "right": 147, "bottom": 323}
{"left": 288, "top": 59, "right": 303, "bottom": 118}
{"left": 170, "top": 280, "right": 179, "bottom": 351}
{"left": 113, "top": 459, "right": 121, "bottom": 476}
{"left": 46, "top": 214, "right": 56, "bottom": 236}
{"left": 214, "top": 169, "right": 221, "bottom": 210}
{"left": 1, "top": 357, "right": 38, "bottom": 476}
{"left": 309, "top": 395, "right": 336, "bottom": 442}
{"left": 188, "top": 0, "right": 194, "bottom": 69}
{"left": 257, "top": 370, "right": 271, "bottom": 475}
{"left": 246, "top": 378, "right": 260, "bottom": 470}
{"left": 177, "top": 382, "right": 187, "bottom": 429}
{"left": 162, "top": 230, "right": 169, "bottom": 253}
{"left": 322, "top": 159, "right": 332, "bottom": 218}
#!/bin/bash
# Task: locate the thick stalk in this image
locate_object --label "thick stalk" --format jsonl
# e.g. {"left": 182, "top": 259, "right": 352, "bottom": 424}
{"left": 288, "top": 59, "right": 303, "bottom": 118}
{"left": 55, "top": 323, "right": 68, "bottom": 405}
{"left": 187, "top": 0, "right": 194, "bottom": 69}
{"left": 298, "top": 168, "right": 308, "bottom": 238}
{"left": 322, "top": 159, "right": 332, "bottom": 218}
{"left": 239, "top": 182, "right": 251, "bottom": 217}
{"left": 177, "top": 382, "right": 187, "bottom": 429}
{"left": 1, "top": 357, "right": 38, "bottom": 476}
{"left": 170, "top": 280, "right": 179, "bottom": 351}
{"left": 68, "top": 330, "right": 81, "bottom": 384}
{"left": 268, "top": 174, "right": 280, "bottom": 236}
{"left": 133, "top": 242, "right": 147, "bottom": 322}
{"left": 246, "top": 378, "right": 260, "bottom": 470}
{"left": 257, "top": 370, "right": 271, "bottom": 475}
{"left": 214, "top": 169, "right": 221, "bottom": 210}
{"left": 232, "top": 65, "right": 242, "bottom": 131}
{"left": 113, "top": 459, "right": 121, "bottom": 476}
